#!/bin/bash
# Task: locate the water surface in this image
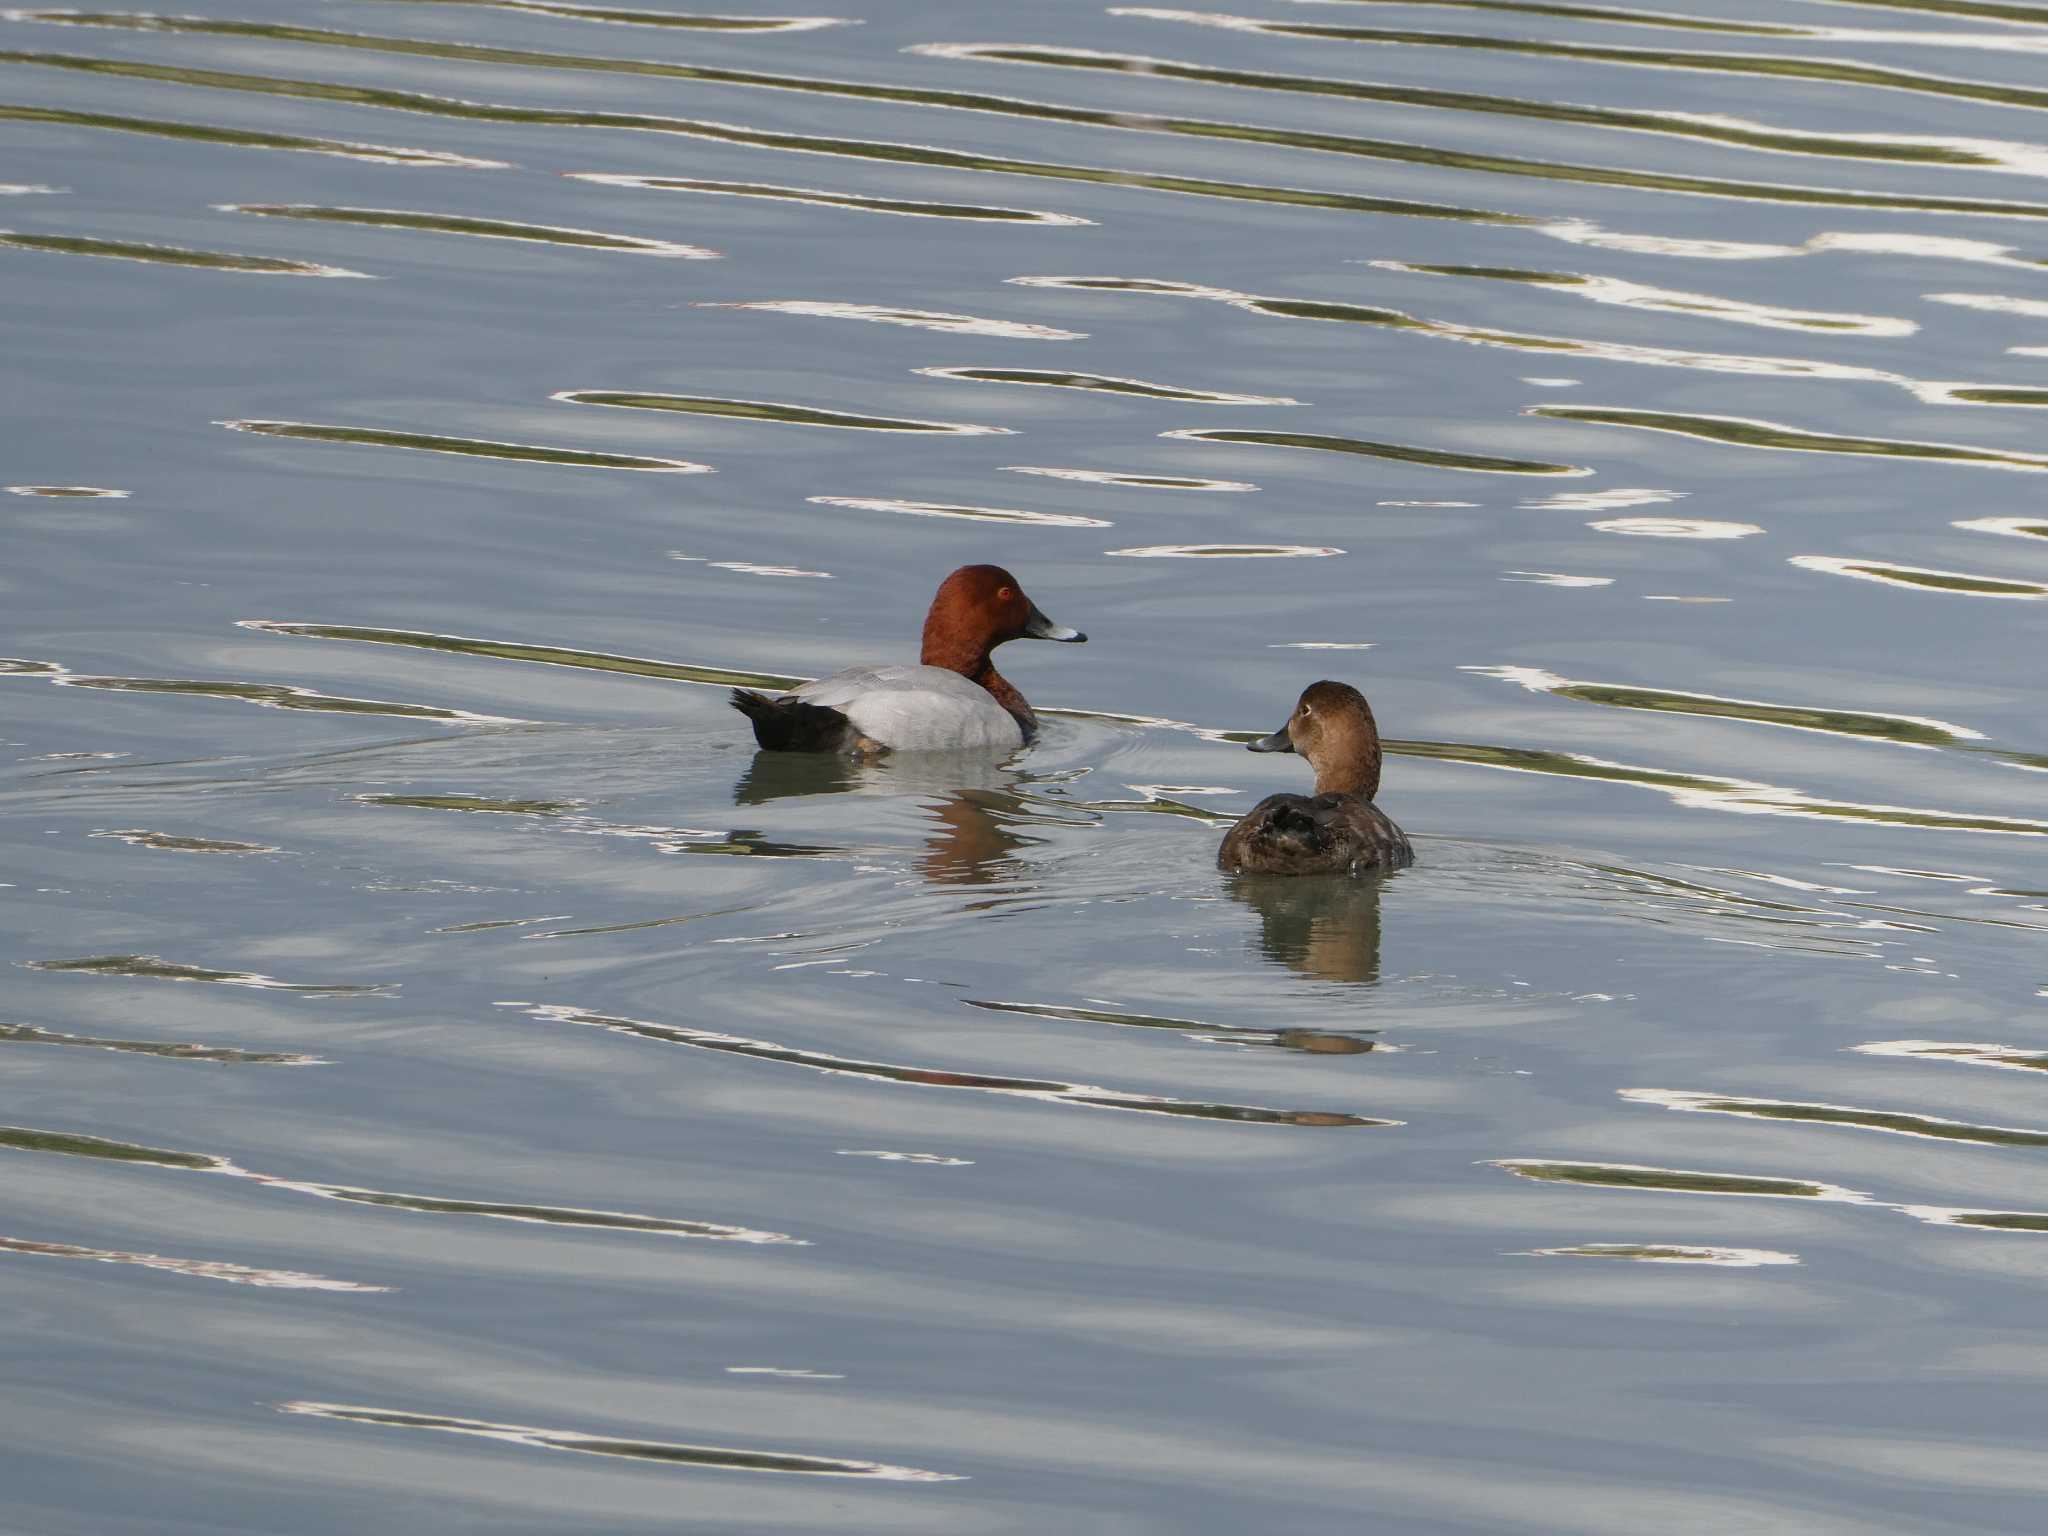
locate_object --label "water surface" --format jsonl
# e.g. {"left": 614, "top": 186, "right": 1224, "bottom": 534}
{"left": 5, "top": 1, "right": 2048, "bottom": 1530}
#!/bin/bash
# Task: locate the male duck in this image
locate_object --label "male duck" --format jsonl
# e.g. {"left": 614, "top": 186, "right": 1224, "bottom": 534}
{"left": 1218, "top": 680, "right": 1414, "bottom": 875}
{"left": 730, "top": 564, "right": 1085, "bottom": 753}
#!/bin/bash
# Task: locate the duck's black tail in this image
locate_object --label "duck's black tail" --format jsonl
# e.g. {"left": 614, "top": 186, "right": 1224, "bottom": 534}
{"left": 729, "top": 688, "right": 857, "bottom": 753}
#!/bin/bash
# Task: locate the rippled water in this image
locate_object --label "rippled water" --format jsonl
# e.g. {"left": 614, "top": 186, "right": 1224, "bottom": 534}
{"left": 6, "top": 0, "right": 2048, "bottom": 1528}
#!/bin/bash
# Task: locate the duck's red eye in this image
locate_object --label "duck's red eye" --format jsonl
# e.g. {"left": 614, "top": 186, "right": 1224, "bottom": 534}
{"left": 996, "top": 586, "right": 1014, "bottom": 603}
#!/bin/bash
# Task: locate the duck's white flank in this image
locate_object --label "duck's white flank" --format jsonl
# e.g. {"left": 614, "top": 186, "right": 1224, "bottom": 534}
{"left": 791, "top": 665, "right": 1025, "bottom": 751}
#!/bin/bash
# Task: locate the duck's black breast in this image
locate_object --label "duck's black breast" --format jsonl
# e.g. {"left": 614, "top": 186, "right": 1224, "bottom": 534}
{"left": 1217, "top": 792, "right": 1414, "bottom": 876}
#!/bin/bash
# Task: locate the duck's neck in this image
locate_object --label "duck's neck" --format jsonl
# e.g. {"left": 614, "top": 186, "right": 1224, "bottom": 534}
{"left": 1312, "top": 734, "right": 1383, "bottom": 798}
{"left": 974, "top": 662, "right": 1035, "bottom": 736}
{"left": 922, "top": 633, "right": 1035, "bottom": 735}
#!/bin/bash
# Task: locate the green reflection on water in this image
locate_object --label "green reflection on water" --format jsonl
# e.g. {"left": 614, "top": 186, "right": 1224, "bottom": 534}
{"left": 557, "top": 391, "right": 1003, "bottom": 434}
{"left": 0, "top": 100, "right": 499, "bottom": 165}
{"left": 17, "top": 14, "right": 2044, "bottom": 217}
{"left": 294, "top": 1184, "right": 796, "bottom": 1239}
{"left": 362, "top": 0, "right": 845, "bottom": 28}
{"left": 919, "top": 367, "right": 1292, "bottom": 404}
{"left": 358, "top": 793, "right": 580, "bottom": 815}
{"left": 222, "top": 418, "right": 710, "bottom": 472}
{"left": 1490, "top": 1160, "right": 1841, "bottom": 1198}
{"left": 0, "top": 44, "right": 1523, "bottom": 226}
{"left": 1629, "top": 1091, "right": 2048, "bottom": 1148}
{"left": 965, "top": 998, "right": 1377, "bottom": 1053}
{"left": 1124, "top": 8, "right": 2048, "bottom": 118}
{"left": 224, "top": 203, "right": 712, "bottom": 255}
{"left": 1793, "top": 557, "right": 2048, "bottom": 597}
{"left": 0, "top": 1023, "right": 317, "bottom": 1065}
{"left": 1931, "top": 1212, "right": 2048, "bottom": 1232}
{"left": 276, "top": 1403, "right": 957, "bottom": 1479}
{"left": 579, "top": 175, "right": 1081, "bottom": 223}
{"left": 0, "top": 231, "right": 357, "bottom": 274}
{"left": 241, "top": 620, "right": 806, "bottom": 690}
{"left": 519, "top": 1004, "right": 1393, "bottom": 1126}
{"left": 24, "top": 953, "right": 387, "bottom": 995}
{"left": 1294, "top": 0, "right": 1810, "bottom": 34}
{"left": 1547, "top": 681, "right": 1963, "bottom": 747}
{"left": 1944, "top": 388, "right": 2048, "bottom": 406}
{"left": 1532, "top": 405, "right": 2048, "bottom": 471}
{"left": 0, "top": 1124, "right": 225, "bottom": 1170}
{"left": 934, "top": 44, "right": 2013, "bottom": 173}
{"left": 87, "top": 829, "right": 275, "bottom": 853}
{"left": 1163, "top": 428, "right": 1585, "bottom": 475}
{"left": 56, "top": 673, "right": 504, "bottom": 721}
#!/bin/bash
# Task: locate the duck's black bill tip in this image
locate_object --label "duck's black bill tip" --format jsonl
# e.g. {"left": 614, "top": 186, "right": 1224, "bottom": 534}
{"left": 1024, "top": 604, "right": 1085, "bottom": 643}
{"left": 1247, "top": 726, "right": 1296, "bottom": 754}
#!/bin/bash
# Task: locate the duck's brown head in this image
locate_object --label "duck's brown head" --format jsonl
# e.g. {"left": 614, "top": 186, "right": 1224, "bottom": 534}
{"left": 919, "top": 564, "right": 1085, "bottom": 676}
{"left": 1247, "top": 679, "right": 1386, "bottom": 799}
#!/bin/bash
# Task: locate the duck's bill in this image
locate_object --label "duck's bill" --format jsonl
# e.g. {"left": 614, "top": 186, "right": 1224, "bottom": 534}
{"left": 1247, "top": 725, "right": 1297, "bottom": 753}
{"left": 1023, "top": 604, "right": 1086, "bottom": 643}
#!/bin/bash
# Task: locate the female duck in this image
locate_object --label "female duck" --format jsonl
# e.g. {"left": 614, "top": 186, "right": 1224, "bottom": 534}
{"left": 730, "top": 564, "right": 1085, "bottom": 753}
{"left": 1218, "top": 680, "right": 1413, "bottom": 875}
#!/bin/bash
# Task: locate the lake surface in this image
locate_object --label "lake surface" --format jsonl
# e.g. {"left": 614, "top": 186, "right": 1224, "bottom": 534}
{"left": 5, "top": 0, "right": 2048, "bottom": 1529}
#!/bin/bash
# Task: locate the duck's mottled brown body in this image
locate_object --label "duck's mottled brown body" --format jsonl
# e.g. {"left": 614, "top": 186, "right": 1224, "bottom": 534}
{"left": 1218, "top": 680, "right": 1414, "bottom": 876}
{"left": 1219, "top": 790, "right": 1412, "bottom": 876}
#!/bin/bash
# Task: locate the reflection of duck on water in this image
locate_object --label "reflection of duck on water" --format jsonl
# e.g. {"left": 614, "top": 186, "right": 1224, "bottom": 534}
{"left": 1219, "top": 681, "right": 1413, "bottom": 877}
{"left": 1225, "top": 871, "right": 1387, "bottom": 985}
{"left": 732, "top": 748, "right": 1035, "bottom": 886}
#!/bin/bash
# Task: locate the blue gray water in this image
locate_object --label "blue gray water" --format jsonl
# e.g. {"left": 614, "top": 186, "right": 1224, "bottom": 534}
{"left": 6, "top": 0, "right": 2048, "bottom": 1529}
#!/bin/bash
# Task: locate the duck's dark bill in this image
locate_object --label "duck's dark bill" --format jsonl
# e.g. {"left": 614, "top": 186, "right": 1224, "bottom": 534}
{"left": 1024, "top": 604, "right": 1086, "bottom": 642}
{"left": 1247, "top": 725, "right": 1296, "bottom": 753}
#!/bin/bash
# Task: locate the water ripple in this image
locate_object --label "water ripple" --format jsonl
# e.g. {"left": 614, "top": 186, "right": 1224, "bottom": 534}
{"left": 0, "top": 1022, "right": 319, "bottom": 1064}
{"left": 1467, "top": 664, "right": 1987, "bottom": 747}
{"left": 22, "top": 954, "right": 392, "bottom": 997}
{"left": 22, "top": 663, "right": 521, "bottom": 723}
{"left": 1372, "top": 260, "right": 1915, "bottom": 336}
{"left": 1535, "top": 405, "right": 2048, "bottom": 471}
{"left": 923, "top": 40, "right": 2048, "bottom": 177}
{"left": 700, "top": 299, "right": 1083, "bottom": 339}
{"left": 1106, "top": 542, "right": 1347, "bottom": 558}
{"left": 1790, "top": 555, "right": 2048, "bottom": 598}
{"left": 221, "top": 202, "right": 716, "bottom": 256}
{"left": 38, "top": 9, "right": 2017, "bottom": 217}
{"left": 275, "top": 1402, "right": 959, "bottom": 1480}
{"left": 808, "top": 496, "right": 1112, "bottom": 528}
{"left": 1162, "top": 427, "right": 1588, "bottom": 476}
{"left": 0, "top": 38, "right": 1524, "bottom": 225}
{"left": 504, "top": 1002, "right": 1396, "bottom": 1126}
{"left": 1620, "top": 1088, "right": 2048, "bottom": 1148}
{"left": 364, "top": 0, "right": 854, "bottom": 31}
{"left": 237, "top": 619, "right": 2048, "bottom": 837}
{"left": 1116, "top": 7, "right": 2048, "bottom": 117}
{"left": 919, "top": 366, "right": 1295, "bottom": 404}
{"left": 0, "top": 100, "right": 505, "bottom": 167}
{"left": 0, "top": 1121, "right": 801, "bottom": 1241}
{"left": 0, "top": 1235, "right": 385, "bottom": 1291}
{"left": 1854, "top": 1040, "right": 2048, "bottom": 1073}
{"left": 0, "top": 230, "right": 368, "bottom": 277}
{"left": 1002, "top": 466, "right": 1258, "bottom": 491}
{"left": 221, "top": 418, "right": 713, "bottom": 472}
{"left": 554, "top": 390, "right": 1010, "bottom": 435}
{"left": 1516, "top": 1242, "right": 1801, "bottom": 1266}
{"left": 1488, "top": 1158, "right": 1874, "bottom": 1201}
{"left": 568, "top": 173, "right": 1090, "bottom": 223}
